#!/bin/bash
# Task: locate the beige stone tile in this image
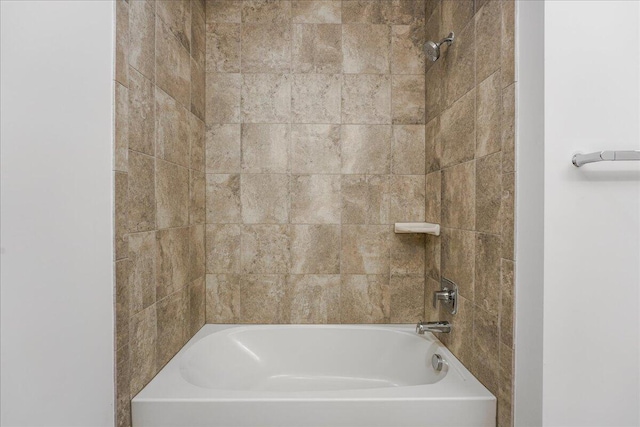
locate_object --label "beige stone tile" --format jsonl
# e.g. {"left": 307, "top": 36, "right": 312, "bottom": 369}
{"left": 476, "top": 152, "right": 502, "bottom": 234}
{"left": 205, "top": 23, "right": 240, "bottom": 73}
{"left": 189, "top": 276, "right": 205, "bottom": 335}
{"left": 443, "top": 20, "right": 475, "bottom": 108}
{"left": 115, "top": 260, "right": 130, "bottom": 351}
{"left": 425, "top": 59, "right": 444, "bottom": 122}
{"left": 292, "top": 1, "right": 341, "bottom": 23}
{"left": 242, "top": 23, "right": 291, "bottom": 73}
{"left": 425, "top": 0, "right": 440, "bottom": 21}
{"left": 240, "top": 275, "right": 290, "bottom": 323}
{"left": 156, "top": 88, "right": 190, "bottom": 168}
{"left": 342, "top": 24, "right": 390, "bottom": 74}
{"left": 241, "top": 74, "right": 291, "bottom": 123}
{"left": 390, "top": 274, "right": 425, "bottom": 323}
{"left": 191, "top": 1, "right": 206, "bottom": 61}
{"left": 190, "top": 171, "right": 206, "bottom": 225}
{"left": 341, "top": 1, "right": 385, "bottom": 24}
{"left": 128, "top": 231, "right": 157, "bottom": 313}
{"left": 501, "top": 0, "right": 515, "bottom": 89}
{"left": 156, "top": 18, "right": 191, "bottom": 107}
{"left": 115, "top": 172, "right": 128, "bottom": 261}
{"left": 241, "top": 174, "right": 290, "bottom": 223}
{"left": 190, "top": 57, "right": 205, "bottom": 120}
{"left": 115, "top": 84, "right": 128, "bottom": 173}
{"left": 441, "top": 228, "right": 475, "bottom": 300}
{"left": 386, "top": 0, "right": 426, "bottom": 25}
{"left": 115, "top": 0, "right": 129, "bottom": 86}
{"left": 205, "top": 274, "right": 241, "bottom": 322}
{"left": 389, "top": 175, "right": 426, "bottom": 222}
{"left": 241, "top": 225, "right": 291, "bottom": 274}
{"left": 391, "top": 25, "right": 425, "bottom": 75}
{"left": 206, "top": 224, "right": 241, "bottom": 273}
{"left": 206, "top": 124, "right": 241, "bottom": 173}
{"left": 424, "top": 1, "right": 441, "bottom": 75}
{"left": 501, "top": 172, "right": 514, "bottom": 260}
{"left": 341, "top": 225, "right": 390, "bottom": 274}
{"left": 206, "top": 1, "right": 242, "bottom": 23}
{"left": 292, "top": 24, "right": 315, "bottom": 73}
{"left": 189, "top": 113, "right": 206, "bottom": 171}
{"left": 291, "top": 174, "right": 341, "bottom": 224}
{"left": 341, "top": 175, "right": 390, "bottom": 224}
{"left": 128, "top": 151, "right": 156, "bottom": 232}
{"left": 425, "top": 234, "right": 441, "bottom": 281}
{"left": 498, "top": 342, "right": 514, "bottom": 427}
{"left": 475, "top": 0, "right": 502, "bottom": 83}
{"left": 206, "top": 73, "right": 241, "bottom": 124}
{"left": 471, "top": 307, "right": 500, "bottom": 395}
{"left": 288, "top": 275, "right": 341, "bottom": 323}
{"left": 342, "top": 75, "right": 391, "bottom": 124}
{"left": 115, "top": 344, "right": 130, "bottom": 427}
{"left": 440, "top": 89, "right": 475, "bottom": 167}
{"left": 425, "top": 117, "right": 441, "bottom": 173}
{"left": 502, "top": 83, "right": 515, "bottom": 173}
{"left": 438, "top": 294, "right": 473, "bottom": 364}
{"left": 441, "top": 0, "right": 474, "bottom": 35}
{"left": 189, "top": 224, "right": 206, "bottom": 281}
{"left": 128, "top": 68, "right": 155, "bottom": 156}
{"left": 425, "top": 171, "right": 441, "bottom": 224}
{"left": 291, "top": 124, "right": 341, "bottom": 174}
{"left": 156, "top": 160, "right": 189, "bottom": 228}
{"left": 129, "top": 304, "right": 156, "bottom": 396}
{"left": 292, "top": 74, "right": 341, "bottom": 123}
{"left": 157, "top": 0, "right": 192, "bottom": 51}
{"left": 341, "top": 125, "right": 391, "bottom": 174}
{"left": 500, "top": 259, "right": 514, "bottom": 347}
{"left": 392, "top": 125, "right": 425, "bottom": 174}
{"left": 156, "top": 287, "right": 188, "bottom": 368}
{"left": 424, "top": 276, "right": 441, "bottom": 322}
{"left": 316, "top": 24, "right": 343, "bottom": 73}
{"left": 340, "top": 275, "right": 390, "bottom": 323}
{"left": 475, "top": 233, "right": 501, "bottom": 314}
{"left": 390, "top": 233, "right": 425, "bottom": 275}
{"left": 241, "top": 124, "right": 290, "bottom": 173}
{"left": 442, "top": 160, "right": 475, "bottom": 229}
{"left": 290, "top": 225, "right": 341, "bottom": 274}
{"left": 156, "top": 227, "right": 190, "bottom": 298}
{"left": 129, "top": 0, "right": 155, "bottom": 82}
{"left": 206, "top": 174, "right": 241, "bottom": 223}
{"left": 392, "top": 75, "right": 425, "bottom": 125}
{"left": 242, "top": 0, "right": 291, "bottom": 24}
{"left": 476, "top": 71, "right": 502, "bottom": 158}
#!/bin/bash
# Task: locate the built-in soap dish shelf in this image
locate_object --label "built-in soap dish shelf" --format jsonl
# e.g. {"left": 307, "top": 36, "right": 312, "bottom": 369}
{"left": 394, "top": 222, "right": 440, "bottom": 236}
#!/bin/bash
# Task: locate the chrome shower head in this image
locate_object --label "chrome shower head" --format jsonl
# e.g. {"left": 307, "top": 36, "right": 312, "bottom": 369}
{"left": 424, "top": 32, "right": 455, "bottom": 62}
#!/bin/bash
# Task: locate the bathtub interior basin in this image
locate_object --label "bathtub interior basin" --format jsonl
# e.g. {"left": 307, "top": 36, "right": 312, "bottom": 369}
{"left": 180, "top": 325, "right": 446, "bottom": 392}
{"left": 133, "top": 324, "right": 496, "bottom": 427}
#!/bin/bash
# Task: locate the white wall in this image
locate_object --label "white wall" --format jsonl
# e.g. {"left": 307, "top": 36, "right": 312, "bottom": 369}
{"left": 0, "top": 1, "right": 115, "bottom": 426}
{"left": 517, "top": 1, "right": 640, "bottom": 425}
{"left": 513, "top": 0, "right": 545, "bottom": 425}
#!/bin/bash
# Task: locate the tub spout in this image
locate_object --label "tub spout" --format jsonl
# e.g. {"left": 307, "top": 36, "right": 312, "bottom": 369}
{"left": 416, "top": 321, "right": 451, "bottom": 334}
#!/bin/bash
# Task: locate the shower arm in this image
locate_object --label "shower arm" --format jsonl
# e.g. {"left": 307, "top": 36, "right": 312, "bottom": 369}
{"left": 439, "top": 32, "right": 455, "bottom": 47}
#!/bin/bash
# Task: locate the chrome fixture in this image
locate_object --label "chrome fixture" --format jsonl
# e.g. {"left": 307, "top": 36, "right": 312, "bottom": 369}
{"left": 424, "top": 32, "right": 454, "bottom": 62}
{"left": 433, "top": 278, "right": 458, "bottom": 315}
{"left": 416, "top": 321, "right": 452, "bottom": 334}
{"left": 431, "top": 354, "right": 445, "bottom": 372}
{"left": 572, "top": 150, "right": 640, "bottom": 167}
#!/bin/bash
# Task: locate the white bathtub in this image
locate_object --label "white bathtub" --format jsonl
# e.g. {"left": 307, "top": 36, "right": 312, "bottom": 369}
{"left": 132, "top": 324, "right": 496, "bottom": 427}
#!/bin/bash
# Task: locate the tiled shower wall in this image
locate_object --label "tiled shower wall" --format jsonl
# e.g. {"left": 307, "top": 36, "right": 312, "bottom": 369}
{"left": 421, "top": 1, "right": 516, "bottom": 426}
{"left": 204, "top": 0, "right": 430, "bottom": 324}
{"left": 113, "top": 1, "right": 206, "bottom": 426}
